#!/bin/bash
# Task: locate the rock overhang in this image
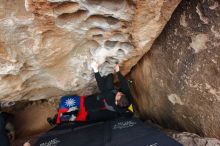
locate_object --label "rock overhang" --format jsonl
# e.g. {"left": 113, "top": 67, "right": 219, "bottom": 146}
{"left": 0, "top": 0, "right": 181, "bottom": 101}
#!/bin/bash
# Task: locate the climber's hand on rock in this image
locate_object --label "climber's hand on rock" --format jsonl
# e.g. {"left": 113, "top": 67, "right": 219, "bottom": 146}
{"left": 114, "top": 64, "right": 120, "bottom": 72}
{"left": 91, "top": 61, "right": 99, "bottom": 73}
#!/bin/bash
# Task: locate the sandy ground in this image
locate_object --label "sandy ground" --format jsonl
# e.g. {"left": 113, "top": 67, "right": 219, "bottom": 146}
{"left": 14, "top": 101, "right": 57, "bottom": 138}
{"left": 1, "top": 100, "right": 58, "bottom": 146}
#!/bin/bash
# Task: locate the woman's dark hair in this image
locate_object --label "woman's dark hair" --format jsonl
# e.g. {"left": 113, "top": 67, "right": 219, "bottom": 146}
{"left": 118, "top": 94, "right": 129, "bottom": 107}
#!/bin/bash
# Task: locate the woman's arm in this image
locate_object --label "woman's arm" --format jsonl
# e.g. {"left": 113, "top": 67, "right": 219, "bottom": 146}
{"left": 117, "top": 71, "right": 130, "bottom": 94}
{"left": 114, "top": 64, "right": 133, "bottom": 102}
{"left": 95, "top": 72, "right": 105, "bottom": 92}
{"left": 91, "top": 61, "right": 106, "bottom": 92}
{"left": 114, "top": 64, "right": 130, "bottom": 94}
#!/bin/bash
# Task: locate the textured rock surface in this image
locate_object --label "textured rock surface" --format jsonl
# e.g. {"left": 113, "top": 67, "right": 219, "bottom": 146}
{"left": 171, "top": 132, "right": 220, "bottom": 146}
{"left": 0, "top": 0, "right": 180, "bottom": 101}
{"left": 2, "top": 99, "right": 57, "bottom": 138}
{"left": 130, "top": 0, "right": 220, "bottom": 139}
{"left": 14, "top": 101, "right": 57, "bottom": 138}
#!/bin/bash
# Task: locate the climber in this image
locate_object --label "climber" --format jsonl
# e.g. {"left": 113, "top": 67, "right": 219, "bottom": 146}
{"left": 47, "top": 62, "right": 134, "bottom": 126}
{"left": 0, "top": 106, "right": 15, "bottom": 146}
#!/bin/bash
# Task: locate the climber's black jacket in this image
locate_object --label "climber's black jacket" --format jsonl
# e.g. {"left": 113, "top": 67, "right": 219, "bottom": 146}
{"left": 84, "top": 71, "right": 133, "bottom": 121}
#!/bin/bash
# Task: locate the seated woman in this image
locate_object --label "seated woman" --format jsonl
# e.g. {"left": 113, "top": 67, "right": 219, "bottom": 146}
{"left": 48, "top": 62, "right": 134, "bottom": 126}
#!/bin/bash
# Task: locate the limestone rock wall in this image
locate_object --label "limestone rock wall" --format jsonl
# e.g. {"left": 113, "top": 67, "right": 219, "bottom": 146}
{"left": 130, "top": 0, "right": 220, "bottom": 139}
{"left": 0, "top": 0, "right": 180, "bottom": 101}
{"left": 171, "top": 132, "right": 220, "bottom": 146}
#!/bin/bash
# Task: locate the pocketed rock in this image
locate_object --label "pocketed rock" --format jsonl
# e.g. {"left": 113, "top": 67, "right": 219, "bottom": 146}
{"left": 171, "top": 132, "right": 220, "bottom": 146}
{"left": 0, "top": 0, "right": 180, "bottom": 101}
{"left": 130, "top": 0, "right": 220, "bottom": 139}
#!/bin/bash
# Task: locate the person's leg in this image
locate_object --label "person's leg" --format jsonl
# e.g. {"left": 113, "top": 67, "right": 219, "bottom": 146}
{"left": 47, "top": 114, "right": 57, "bottom": 126}
{"left": 84, "top": 94, "right": 104, "bottom": 111}
{"left": 0, "top": 114, "right": 10, "bottom": 146}
{"left": 86, "top": 110, "right": 118, "bottom": 122}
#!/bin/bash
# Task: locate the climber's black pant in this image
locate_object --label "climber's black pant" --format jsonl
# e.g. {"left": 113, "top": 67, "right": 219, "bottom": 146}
{"left": 0, "top": 114, "right": 10, "bottom": 146}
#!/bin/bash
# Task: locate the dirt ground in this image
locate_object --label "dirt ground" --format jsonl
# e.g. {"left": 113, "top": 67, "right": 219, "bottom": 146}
{"left": 1, "top": 99, "right": 58, "bottom": 146}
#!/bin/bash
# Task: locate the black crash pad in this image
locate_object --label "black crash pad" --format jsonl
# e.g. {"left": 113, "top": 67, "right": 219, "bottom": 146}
{"left": 35, "top": 117, "right": 182, "bottom": 146}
